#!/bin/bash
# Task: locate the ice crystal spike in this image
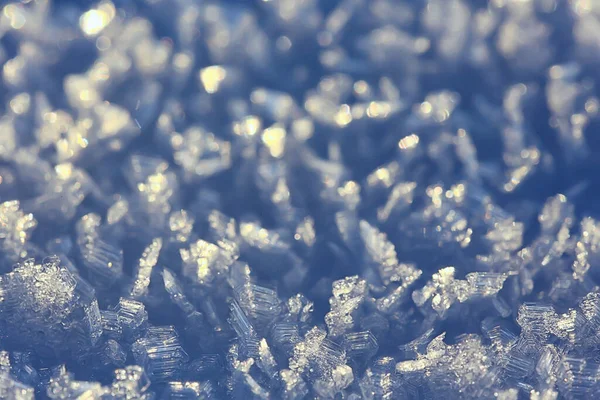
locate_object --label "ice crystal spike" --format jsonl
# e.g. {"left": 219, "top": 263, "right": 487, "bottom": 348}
{"left": 572, "top": 217, "right": 600, "bottom": 281}
{"left": 132, "top": 326, "right": 189, "bottom": 382}
{"left": 359, "top": 220, "right": 398, "bottom": 270}
{"left": 325, "top": 276, "right": 368, "bottom": 337}
{"left": 228, "top": 300, "right": 260, "bottom": 358}
{"left": 377, "top": 181, "right": 417, "bottom": 223}
{"left": 579, "top": 292, "right": 600, "bottom": 340}
{"left": 286, "top": 294, "right": 314, "bottom": 324}
{"left": 76, "top": 213, "right": 124, "bottom": 285}
{"left": 313, "top": 364, "right": 354, "bottom": 397}
{"left": 398, "top": 328, "right": 437, "bottom": 359}
{"left": 162, "top": 268, "right": 196, "bottom": 316}
{"left": 257, "top": 338, "right": 278, "bottom": 379}
{"left": 130, "top": 238, "right": 162, "bottom": 298}
{"left": 231, "top": 368, "right": 270, "bottom": 399}
{"left": 0, "top": 200, "right": 37, "bottom": 264}
{"left": 255, "top": 160, "right": 301, "bottom": 224}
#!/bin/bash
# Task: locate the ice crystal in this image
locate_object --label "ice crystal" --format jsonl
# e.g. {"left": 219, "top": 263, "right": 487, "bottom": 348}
{"left": 130, "top": 238, "right": 162, "bottom": 298}
{"left": 132, "top": 326, "right": 189, "bottom": 382}
{"left": 0, "top": 201, "right": 37, "bottom": 263}
{"left": 2, "top": 0, "right": 600, "bottom": 398}
{"left": 413, "top": 267, "right": 509, "bottom": 317}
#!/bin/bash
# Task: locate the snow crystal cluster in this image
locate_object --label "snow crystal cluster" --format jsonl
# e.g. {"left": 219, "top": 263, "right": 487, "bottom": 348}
{"left": 2, "top": 0, "right": 600, "bottom": 398}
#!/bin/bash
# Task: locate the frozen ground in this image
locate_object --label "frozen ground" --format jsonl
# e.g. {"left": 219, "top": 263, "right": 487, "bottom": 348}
{"left": 1, "top": 0, "right": 600, "bottom": 398}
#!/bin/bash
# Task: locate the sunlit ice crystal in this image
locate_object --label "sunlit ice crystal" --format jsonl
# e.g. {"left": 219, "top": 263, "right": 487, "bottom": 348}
{"left": 52, "top": 101, "right": 140, "bottom": 164}
{"left": 279, "top": 368, "right": 309, "bottom": 400}
{"left": 46, "top": 365, "right": 108, "bottom": 399}
{"left": 485, "top": 217, "right": 524, "bottom": 253}
{"left": 325, "top": 276, "right": 368, "bottom": 337}
{"left": 360, "top": 356, "right": 398, "bottom": 400}
{"left": 289, "top": 326, "right": 349, "bottom": 382}
{"left": 412, "top": 266, "right": 509, "bottom": 317}
{"left": 399, "top": 183, "right": 474, "bottom": 252}
{"left": 0, "top": 257, "right": 73, "bottom": 335}
{"left": 129, "top": 237, "right": 162, "bottom": 299}
{"left": 101, "top": 310, "right": 122, "bottom": 340}
{"left": 571, "top": 218, "right": 600, "bottom": 281}
{"left": 377, "top": 181, "right": 417, "bottom": 223}
{"left": 396, "top": 333, "right": 496, "bottom": 396}
{"left": 539, "top": 194, "right": 575, "bottom": 234}
{"left": 168, "top": 209, "right": 195, "bottom": 244}
{"left": 0, "top": 351, "right": 35, "bottom": 400}
{"left": 359, "top": 220, "right": 399, "bottom": 272}
{"left": 0, "top": 256, "right": 102, "bottom": 354}
{"left": 180, "top": 238, "right": 237, "bottom": 285}
{"left": 25, "top": 163, "right": 96, "bottom": 223}
{"left": 313, "top": 364, "right": 354, "bottom": 398}
{"left": 127, "top": 159, "right": 180, "bottom": 232}
{"left": 546, "top": 63, "right": 598, "bottom": 162}
{"left": 170, "top": 126, "right": 232, "bottom": 182}
{"left": 0, "top": 200, "right": 37, "bottom": 264}
{"left": 163, "top": 380, "right": 216, "bottom": 399}
{"left": 110, "top": 365, "right": 153, "bottom": 400}
{"left": 238, "top": 220, "right": 302, "bottom": 278}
